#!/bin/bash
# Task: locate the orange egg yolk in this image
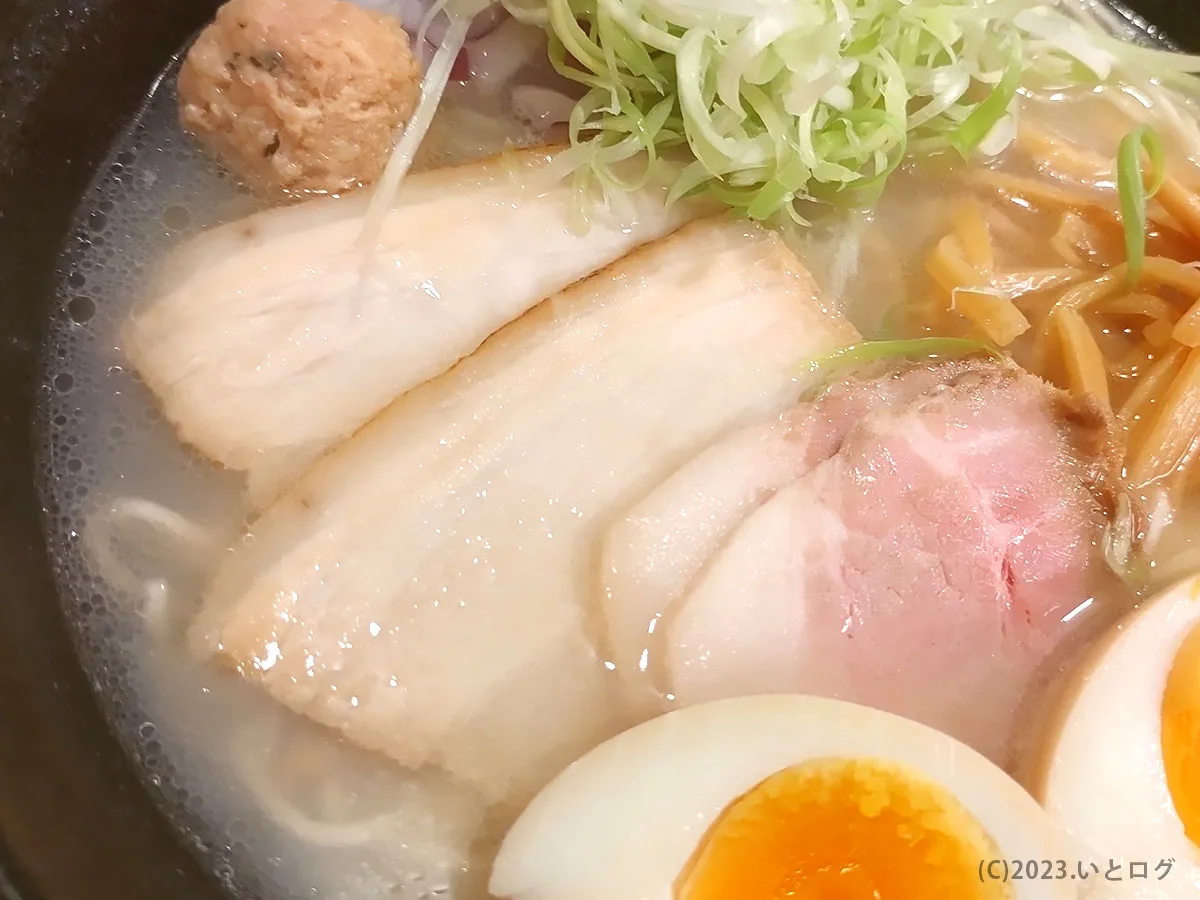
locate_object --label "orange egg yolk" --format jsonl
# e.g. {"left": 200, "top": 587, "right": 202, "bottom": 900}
{"left": 675, "top": 757, "right": 1011, "bottom": 900}
{"left": 1162, "top": 620, "right": 1200, "bottom": 846}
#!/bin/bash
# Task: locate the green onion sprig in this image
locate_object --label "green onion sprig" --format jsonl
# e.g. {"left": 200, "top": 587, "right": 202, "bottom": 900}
{"left": 1116, "top": 125, "right": 1166, "bottom": 285}
{"left": 798, "top": 337, "right": 1002, "bottom": 382}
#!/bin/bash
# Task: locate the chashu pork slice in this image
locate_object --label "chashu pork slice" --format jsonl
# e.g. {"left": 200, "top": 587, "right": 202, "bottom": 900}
{"left": 187, "top": 216, "right": 859, "bottom": 807}
{"left": 123, "top": 145, "right": 705, "bottom": 507}
{"left": 602, "top": 356, "right": 1120, "bottom": 766}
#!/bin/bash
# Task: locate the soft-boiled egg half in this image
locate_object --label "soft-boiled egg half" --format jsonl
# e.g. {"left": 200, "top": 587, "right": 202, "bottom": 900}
{"left": 489, "top": 695, "right": 1073, "bottom": 900}
{"left": 1036, "top": 575, "right": 1200, "bottom": 897}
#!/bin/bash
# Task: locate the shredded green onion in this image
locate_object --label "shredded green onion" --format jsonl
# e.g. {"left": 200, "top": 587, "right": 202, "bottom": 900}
{"left": 501, "top": 0, "right": 1200, "bottom": 224}
{"left": 1116, "top": 124, "right": 1166, "bottom": 285}
{"left": 799, "top": 336, "right": 1002, "bottom": 381}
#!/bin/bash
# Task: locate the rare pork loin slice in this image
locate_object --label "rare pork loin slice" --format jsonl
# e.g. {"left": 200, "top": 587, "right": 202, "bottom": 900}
{"left": 187, "top": 217, "right": 859, "bottom": 809}
{"left": 602, "top": 355, "right": 1120, "bottom": 767}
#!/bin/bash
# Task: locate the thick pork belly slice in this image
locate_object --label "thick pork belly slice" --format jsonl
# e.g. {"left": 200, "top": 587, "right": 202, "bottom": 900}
{"left": 603, "top": 357, "right": 1118, "bottom": 765}
{"left": 123, "top": 145, "right": 704, "bottom": 507}
{"left": 186, "top": 217, "right": 859, "bottom": 807}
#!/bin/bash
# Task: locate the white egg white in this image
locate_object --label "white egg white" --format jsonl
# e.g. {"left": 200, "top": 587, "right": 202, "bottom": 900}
{"left": 1036, "top": 575, "right": 1200, "bottom": 898}
{"left": 489, "top": 694, "right": 1074, "bottom": 900}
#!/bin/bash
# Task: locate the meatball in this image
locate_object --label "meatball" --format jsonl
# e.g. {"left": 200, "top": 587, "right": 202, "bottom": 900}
{"left": 178, "top": 0, "right": 422, "bottom": 196}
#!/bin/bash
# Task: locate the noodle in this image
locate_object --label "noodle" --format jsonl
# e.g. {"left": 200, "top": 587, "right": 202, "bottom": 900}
{"left": 1056, "top": 310, "right": 1111, "bottom": 407}
{"left": 1174, "top": 304, "right": 1200, "bottom": 348}
{"left": 927, "top": 233, "right": 985, "bottom": 294}
{"left": 1155, "top": 176, "right": 1200, "bottom": 245}
{"left": 1051, "top": 233, "right": 1086, "bottom": 267}
{"left": 1001, "top": 125, "right": 1194, "bottom": 245}
{"left": 1128, "top": 347, "right": 1200, "bottom": 488}
{"left": 971, "top": 169, "right": 1115, "bottom": 212}
{"left": 1036, "top": 259, "right": 1200, "bottom": 356}
{"left": 1138, "top": 256, "right": 1200, "bottom": 292}
{"left": 1098, "top": 292, "right": 1181, "bottom": 321}
{"left": 1032, "top": 268, "right": 1125, "bottom": 370}
{"left": 925, "top": 233, "right": 1034, "bottom": 345}
{"left": 1112, "top": 341, "right": 1155, "bottom": 379}
{"left": 81, "top": 497, "right": 218, "bottom": 636}
{"left": 983, "top": 204, "right": 1048, "bottom": 259}
{"left": 1119, "top": 346, "right": 1186, "bottom": 425}
{"left": 952, "top": 199, "right": 995, "bottom": 272}
{"left": 1051, "top": 210, "right": 1126, "bottom": 267}
{"left": 953, "top": 289, "right": 1031, "bottom": 346}
{"left": 1144, "top": 317, "right": 1176, "bottom": 348}
{"left": 1016, "top": 122, "right": 1114, "bottom": 184}
{"left": 1001, "top": 269, "right": 1092, "bottom": 308}
{"left": 229, "top": 721, "right": 411, "bottom": 850}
